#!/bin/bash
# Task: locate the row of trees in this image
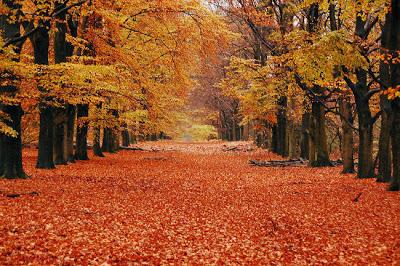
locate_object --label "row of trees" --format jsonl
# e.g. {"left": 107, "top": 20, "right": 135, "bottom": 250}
{"left": 0, "top": 0, "right": 230, "bottom": 178}
{"left": 2, "top": 0, "right": 399, "bottom": 192}
{"left": 205, "top": 0, "right": 399, "bottom": 191}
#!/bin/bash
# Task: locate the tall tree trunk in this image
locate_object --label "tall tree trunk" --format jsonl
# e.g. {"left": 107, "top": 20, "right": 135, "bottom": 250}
{"left": 339, "top": 96, "right": 355, "bottom": 173}
{"left": 386, "top": 0, "right": 400, "bottom": 191}
{"left": 377, "top": 96, "right": 392, "bottom": 182}
{"left": 65, "top": 17, "right": 79, "bottom": 162}
{"left": 355, "top": 92, "right": 374, "bottom": 178}
{"left": 113, "top": 130, "right": 120, "bottom": 152}
{"left": 276, "top": 96, "right": 288, "bottom": 157}
{"left": 102, "top": 125, "right": 119, "bottom": 153}
{"left": 310, "top": 100, "right": 331, "bottom": 167}
{"left": 0, "top": 1, "right": 27, "bottom": 178}
{"left": 93, "top": 104, "right": 104, "bottom": 157}
{"left": 232, "top": 116, "right": 237, "bottom": 141}
{"left": 390, "top": 102, "right": 400, "bottom": 191}
{"left": 93, "top": 127, "right": 104, "bottom": 157}
{"left": 102, "top": 128, "right": 113, "bottom": 153}
{"left": 111, "top": 110, "right": 120, "bottom": 152}
{"left": 53, "top": 1, "right": 68, "bottom": 165}
{"left": 122, "top": 129, "right": 130, "bottom": 147}
{"left": 288, "top": 98, "right": 301, "bottom": 159}
{"left": 300, "top": 113, "right": 310, "bottom": 159}
{"left": 37, "top": 104, "right": 55, "bottom": 169}
{"left": 271, "top": 125, "right": 278, "bottom": 153}
{"left": 352, "top": 16, "right": 375, "bottom": 178}
{"left": 66, "top": 105, "right": 76, "bottom": 162}
{"left": 378, "top": 6, "right": 394, "bottom": 183}
{"left": 32, "top": 22, "right": 55, "bottom": 169}
{"left": 288, "top": 120, "right": 301, "bottom": 160}
{"left": 54, "top": 114, "right": 68, "bottom": 165}
{"left": 75, "top": 104, "right": 89, "bottom": 160}
{"left": 0, "top": 106, "right": 26, "bottom": 178}
{"left": 243, "top": 122, "right": 249, "bottom": 141}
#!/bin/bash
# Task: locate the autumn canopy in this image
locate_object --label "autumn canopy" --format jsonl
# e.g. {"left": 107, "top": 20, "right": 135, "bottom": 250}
{"left": 0, "top": 0, "right": 400, "bottom": 263}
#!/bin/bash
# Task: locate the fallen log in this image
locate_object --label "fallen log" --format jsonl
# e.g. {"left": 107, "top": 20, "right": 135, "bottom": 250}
{"left": 1, "top": 191, "right": 39, "bottom": 198}
{"left": 222, "top": 144, "right": 254, "bottom": 152}
{"left": 249, "top": 159, "right": 343, "bottom": 167}
{"left": 223, "top": 146, "right": 238, "bottom": 151}
{"left": 119, "top": 146, "right": 160, "bottom": 152}
{"left": 249, "top": 159, "right": 307, "bottom": 167}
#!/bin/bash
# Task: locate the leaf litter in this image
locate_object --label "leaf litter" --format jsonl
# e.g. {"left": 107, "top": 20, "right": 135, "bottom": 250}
{"left": 0, "top": 141, "right": 399, "bottom": 265}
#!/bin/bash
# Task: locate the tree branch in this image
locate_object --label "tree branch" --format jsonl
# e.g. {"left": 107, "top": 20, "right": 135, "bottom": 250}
{"left": 4, "top": 0, "right": 87, "bottom": 47}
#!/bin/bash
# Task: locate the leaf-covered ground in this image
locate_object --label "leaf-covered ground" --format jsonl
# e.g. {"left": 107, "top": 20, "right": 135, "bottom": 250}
{"left": 1, "top": 141, "right": 399, "bottom": 265}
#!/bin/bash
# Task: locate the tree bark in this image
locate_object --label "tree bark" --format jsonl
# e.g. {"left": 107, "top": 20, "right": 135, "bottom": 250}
{"left": 0, "top": 1, "right": 27, "bottom": 178}
{"left": 0, "top": 106, "right": 26, "bottom": 178}
{"left": 351, "top": 16, "right": 375, "bottom": 178}
{"left": 75, "top": 104, "right": 89, "bottom": 160}
{"left": 66, "top": 105, "right": 76, "bottom": 162}
{"left": 31, "top": 20, "right": 55, "bottom": 169}
{"left": 65, "top": 17, "right": 79, "bottom": 162}
{"left": 53, "top": 1, "right": 68, "bottom": 165}
{"left": 102, "top": 128, "right": 112, "bottom": 152}
{"left": 339, "top": 96, "right": 355, "bottom": 173}
{"left": 377, "top": 96, "right": 392, "bottom": 182}
{"left": 386, "top": 0, "right": 400, "bottom": 191}
{"left": 122, "top": 129, "right": 130, "bottom": 147}
{"left": 288, "top": 121, "right": 301, "bottom": 160}
{"left": 390, "top": 101, "right": 400, "bottom": 191}
{"left": 271, "top": 125, "right": 278, "bottom": 153}
{"left": 54, "top": 115, "right": 68, "bottom": 165}
{"left": 36, "top": 105, "right": 55, "bottom": 169}
{"left": 300, "top": 112, "right": 310, "bottom": 160}
{"left": 93, "top": 126, "right": 104, "bottom": 157}
{"left": 355, "top": 90, "right": 374, "bottom": 178}
{"left": 276, "top": 96, "right": 288, "bottom": 157}
{"left": 309, "top": 100, "right": 331, "bottom": 167}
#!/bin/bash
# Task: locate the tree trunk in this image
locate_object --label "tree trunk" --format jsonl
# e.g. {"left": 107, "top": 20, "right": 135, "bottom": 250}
{"left": 65, "top": 17, "right": 79, "bottom": 162}
{"left": 113, "top": 130, "right": 120, "bottom": 152}
{"left": 289, "top": 122, "right": 301, "bottom": 160}
{"left": 31, "top": 21, "right": 55, "bottom": 169}
{"left": 310, "top": 100, "right": 331, "bottom": 167}
{"left": 0, "top": 1, "right": 27, "bottom": 178}
{"left": 378, "top": 5, "right": 395, "bottom": 183}
{"left": 75, "top": 104, "right": 89, "bottom": 160}
{"left": 355, "top": 93, "right": 374, "bottom": 178}
{"left": 350, "top": 16, "right": 375, "bottom": 178}
{"left": 377, "top": 97, "right": 392, "bottom": 182}
{"left": 390, "top": 101, "right": 400, "bottom": 191}
{"left": 54, "top": 117, "right": 67, "bottom": 165}
{"left": 271, "top": 125, "right": 278, "bottom": 153}
{"left": 387, "top": 0, "right": 400, "bottom": 191}
{"left": 66, "top": 105, "right": 76, "bottom": 162}
{"left": 243, "top": 123, "right": 249, "bottom": 141}
{"left": 232, "top": 116, "right": 237, "bottom": 141}
{"left": 0, "top": 106, "right": 27, "bottom": 178}
{"left": 37, "top": 105, "right": 55, "bottom": 169}
{"left": 276, "top": 96, "right": 288, "bottom": 157}
{"left": 300, "top": 113, "right": 310, "bottom": 159}
{"left": 122, "top": 129, "right": 130, "bottom": 147}
{"left": 102, "top": 128, "right": 112, "bottom": 152}
{"left": 93, "top": 127, "right": 104, "bottom": 157}
{"left": 339, "top": 96, "right": 355, "bottom": 173}
{"left": 111, "top": 110, "right": 120, "bottom": 152}
{"left": 53, "top": 1, "right": 68, "bottom": 165}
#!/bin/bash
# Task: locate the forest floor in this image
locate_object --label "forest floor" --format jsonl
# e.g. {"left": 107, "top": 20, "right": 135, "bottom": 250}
{"left": 0, "top": 141, "right": 400, "bottom": 265}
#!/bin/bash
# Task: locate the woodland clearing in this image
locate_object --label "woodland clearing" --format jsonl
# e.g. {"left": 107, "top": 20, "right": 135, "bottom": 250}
{"left": 0, "top": 141, "right": 399, "bottom": 265}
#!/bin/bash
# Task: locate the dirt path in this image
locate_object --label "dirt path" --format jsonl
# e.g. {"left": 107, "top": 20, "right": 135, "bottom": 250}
{"left": 0, "top": 141, "right": 399, "bottom": 264}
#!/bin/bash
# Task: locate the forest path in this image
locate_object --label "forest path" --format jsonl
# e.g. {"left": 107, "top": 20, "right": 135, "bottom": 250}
{"left": 0, "top": 141, "right": 399, "bottom": 264}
